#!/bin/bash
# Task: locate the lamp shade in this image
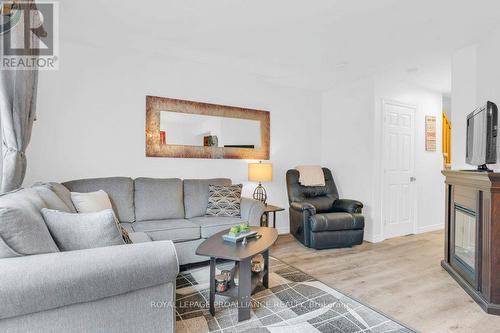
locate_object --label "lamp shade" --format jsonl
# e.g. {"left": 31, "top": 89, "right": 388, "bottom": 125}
{"left": 248, "top": 162, "right": 273, "bottom": 182}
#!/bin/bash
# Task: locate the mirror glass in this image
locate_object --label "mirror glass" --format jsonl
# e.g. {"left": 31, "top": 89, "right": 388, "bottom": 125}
{"left": 159, "top": 111, "right": 262, "bottom": 148}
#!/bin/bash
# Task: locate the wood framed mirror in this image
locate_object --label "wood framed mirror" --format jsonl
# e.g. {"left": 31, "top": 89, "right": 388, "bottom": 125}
{"left": 146, "top": 96, "right": 270, "bottom": 159}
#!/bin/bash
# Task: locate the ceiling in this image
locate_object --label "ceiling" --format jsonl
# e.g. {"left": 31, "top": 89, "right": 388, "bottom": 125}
{"left": 61, "top": 0, "right": 500, "bottom": 93}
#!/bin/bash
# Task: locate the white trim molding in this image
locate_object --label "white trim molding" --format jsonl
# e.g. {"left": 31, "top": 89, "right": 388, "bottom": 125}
{"left": 364, "top": 233, "right": 385, "bottom": 243}
{"left": 417, "top": 223, "right": 444, "bottom": 234}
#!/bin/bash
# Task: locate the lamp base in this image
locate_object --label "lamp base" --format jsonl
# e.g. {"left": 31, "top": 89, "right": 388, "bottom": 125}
{"left": 253, "top": 183, "right": 267, "bottom": 205}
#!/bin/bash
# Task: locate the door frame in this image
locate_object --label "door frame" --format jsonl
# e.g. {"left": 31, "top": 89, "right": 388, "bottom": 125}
{"left": 379, "top": 99, "right": 418, "bottom": 240}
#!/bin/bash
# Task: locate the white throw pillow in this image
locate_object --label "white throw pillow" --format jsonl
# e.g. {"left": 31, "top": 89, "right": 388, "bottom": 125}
{"left": 71, "top": 190, "right": 113, "bottom": 213}
{"left": 70, "top": 190, "right": 131, "bottom": 244}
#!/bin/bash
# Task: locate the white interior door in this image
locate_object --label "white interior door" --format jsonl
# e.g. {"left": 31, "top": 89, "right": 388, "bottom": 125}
{"left": 382, "top": 100, "right": 416, "bottom": 239}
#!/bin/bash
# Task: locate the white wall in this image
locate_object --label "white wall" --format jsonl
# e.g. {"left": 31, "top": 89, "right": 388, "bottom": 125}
{"left": 476, "top": 27, "right": 500, "bottom": 109}
{"left": 443, "top": 96, "right": 451, "bottom": 121}
{"left": 476, "top": 27, "right": 500, "bottom": 171}
{"left": 25, "top": 41, "right": 323, "bottom": 234}
{"left": 321, "top": 77, "right": 444, "bottom": 242}
{"left": 451, "top": 45, "right": 477, "bottom": 169}
{"left": 321, "top": 77, "right": 377, "bottom": 239}
{"left": 450, "top": 26, "right": 500, "bottom": 171}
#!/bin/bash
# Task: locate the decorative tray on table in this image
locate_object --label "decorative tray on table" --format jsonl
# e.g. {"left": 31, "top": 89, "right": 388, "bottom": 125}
{"left": 222, "top": 230, "right": 258, "bottom": 243}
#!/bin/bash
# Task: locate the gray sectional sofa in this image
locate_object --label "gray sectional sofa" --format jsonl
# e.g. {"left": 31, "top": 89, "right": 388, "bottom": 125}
{"left": 62, "top": 177, "right": 265, "bottom": 265}
{"left": 0, "top": 177, "right": 264, "bottom": 333}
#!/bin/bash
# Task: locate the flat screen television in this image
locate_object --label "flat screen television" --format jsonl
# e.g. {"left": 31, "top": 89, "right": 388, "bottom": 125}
{"left": 466, "top": 101, "right": 498, "bottom": 171}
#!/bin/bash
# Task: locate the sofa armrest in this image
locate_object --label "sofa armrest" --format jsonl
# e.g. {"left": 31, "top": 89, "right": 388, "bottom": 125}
{"left": 290, "top": 201, "right": 317, "bottom": 215}
{"left": 241, "top": 197, "right": 265, "bottom": 226}
{"left": 0, "top": 241, "right": 179, "bottom": 320}
{"left": 128, "top": 231, "right": 152, "bottom": 243}
{"left": 332, "top": 199, "right": 363, "bottom": 214}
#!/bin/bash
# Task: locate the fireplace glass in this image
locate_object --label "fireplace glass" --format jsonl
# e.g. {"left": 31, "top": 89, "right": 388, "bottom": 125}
{"left": 454, "top": 206, "right": 476, "bottom": 271}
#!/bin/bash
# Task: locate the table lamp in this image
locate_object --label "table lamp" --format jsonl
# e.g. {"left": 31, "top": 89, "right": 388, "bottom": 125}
{"left": 248, "top": 161, "right": 272, "bottom": 204}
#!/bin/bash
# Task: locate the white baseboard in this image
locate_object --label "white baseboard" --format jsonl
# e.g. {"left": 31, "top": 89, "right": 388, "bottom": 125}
{"left": 417, "top": 223, "right": 444, "bottom": 234}
{"left": 277, "top": 225, "right": 442, "bottom": 240}
{"left": 364, "top": 233, "right": 384, "bottom": 243}
{"left": 276, "top": 227, "right": 289, "bottom": 235}
{"left": 363, "top": 224, "right": 443, "bottom": 243}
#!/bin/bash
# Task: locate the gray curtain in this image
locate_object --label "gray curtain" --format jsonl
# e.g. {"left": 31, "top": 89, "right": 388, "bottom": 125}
{"left": 0, "top": 3, "right": 39, "bottom": 193}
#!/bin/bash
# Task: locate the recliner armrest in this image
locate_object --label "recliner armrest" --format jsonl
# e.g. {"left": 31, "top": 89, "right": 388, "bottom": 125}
{"left": 332, "top": 199, "right": 363, "bottom": 214}
{"left": 290, "top": 201, "right": 317, "bottom": 215}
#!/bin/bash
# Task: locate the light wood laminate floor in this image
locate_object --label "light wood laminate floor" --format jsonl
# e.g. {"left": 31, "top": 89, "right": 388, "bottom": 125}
{"left": 270, "top": 230, "right": 500, "bottom": 333}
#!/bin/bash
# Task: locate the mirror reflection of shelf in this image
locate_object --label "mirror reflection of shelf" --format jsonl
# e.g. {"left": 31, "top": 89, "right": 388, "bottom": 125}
{"left": 159, "top": 111, "right": 262, "bottom": 148}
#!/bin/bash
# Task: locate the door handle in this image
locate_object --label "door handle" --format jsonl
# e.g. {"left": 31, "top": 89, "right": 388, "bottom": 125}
{"left": 410, "top": 177, "right": 416, "bottom": 182}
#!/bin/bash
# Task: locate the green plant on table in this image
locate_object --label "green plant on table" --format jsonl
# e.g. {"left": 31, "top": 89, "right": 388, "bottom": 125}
{"left": 229, "top": 226, "right": 240, "bottom": 235}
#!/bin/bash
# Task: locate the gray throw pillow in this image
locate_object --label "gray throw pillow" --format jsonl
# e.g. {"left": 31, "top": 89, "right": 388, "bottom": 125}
{"left": 41, "top": 208, "right": 125, "bottom": 251}
{"left": 206, "top": 184, "right": 242, "bottom": 217}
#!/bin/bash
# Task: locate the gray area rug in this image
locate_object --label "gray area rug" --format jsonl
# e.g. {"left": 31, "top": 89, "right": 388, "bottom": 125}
{"left": 176, "top": 257, "right": 415, "bottom": 333}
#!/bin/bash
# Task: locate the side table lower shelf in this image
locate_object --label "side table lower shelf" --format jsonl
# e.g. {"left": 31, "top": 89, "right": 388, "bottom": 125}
{"left": 215, "top": 269, "right": 268, "bottom": 298}
{"left": 209, "top": 250, "right": 269, "bottom": 322}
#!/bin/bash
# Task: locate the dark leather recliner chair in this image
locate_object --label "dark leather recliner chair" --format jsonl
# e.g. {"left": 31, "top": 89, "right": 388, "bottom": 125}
{"left": 286, "top": 168, "right": 364, "bottom": 249}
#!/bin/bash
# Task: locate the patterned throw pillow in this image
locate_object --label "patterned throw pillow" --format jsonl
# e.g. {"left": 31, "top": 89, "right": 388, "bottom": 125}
{"left": 206, "top": 184, "right": 242, "bottom": 217}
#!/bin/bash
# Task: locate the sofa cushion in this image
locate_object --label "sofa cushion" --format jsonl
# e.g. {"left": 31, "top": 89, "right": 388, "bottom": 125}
{"left": 32, "top": 182, "right": 76, "bottom": 213}
{"left": 62, "top": 177, "right": 135, "bottom": 222}
{"left": 309, "top": 213, "right": 364, "bottom": 232}
{"left": 134, "top": 178, "right": 184, "bottom": 221}
{"left": 41, "top": 208, "right": 125, "bottom": 251}
{"left": 184, "top": 178, "right": 232, "bottom": 218}
{"left": 32, "top": 185, "right": 71, "bottom": 212}
{"left": 120, "top": 222, "right": 134, "bottom": 233}
{"left": 133, "top": 219, "right": 200, "bottom": 242}
{"left": 0, "top": 188, "right": 59, "bottom": 258}
{"left": 189, "top": 216, "right": 246, "bottom": 238}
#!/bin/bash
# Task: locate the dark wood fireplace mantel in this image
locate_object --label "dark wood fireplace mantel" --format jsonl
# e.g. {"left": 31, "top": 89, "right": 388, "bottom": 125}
{"left": 442, "top": 170, "right": 500, "bottom": 315}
